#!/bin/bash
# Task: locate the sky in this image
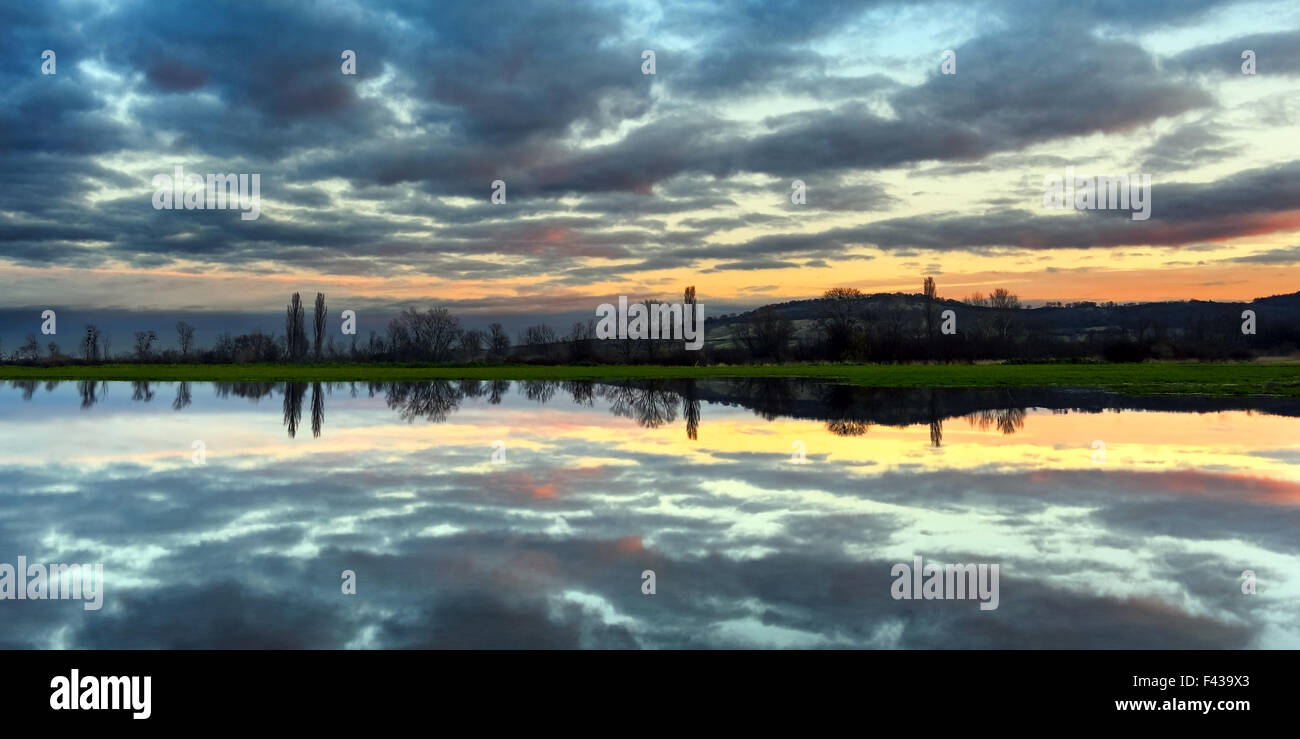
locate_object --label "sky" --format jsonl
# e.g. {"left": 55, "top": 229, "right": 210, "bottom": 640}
{"left": 3, "top": 0, "right": 1300, "bottom": 330}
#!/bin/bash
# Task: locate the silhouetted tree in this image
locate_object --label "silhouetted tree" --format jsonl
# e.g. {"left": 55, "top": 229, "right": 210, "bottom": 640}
{"left": 566, "top": 319, "right": 596, "bottom": 361}
{"left": 684, "top": 285, "right": 701, "bottom": 365}
{"left": 988, "top": 288, "right": 1021, "bottom": 343}
{"left": 133, "top": 330, "right": 158, "bottom": 359}
{"left": 313, "top": 293, "right": 327, "bottom": 359}
{"left": 818, "top": 287, "right": 867, "bottom": 360}
{"left": 176, "top": 321, "right": 196, "bottom": 357}
{"left": 387, "top": 307, "right": 460, "bottom": 361}
{"left": 459, "top": 329, "right": 484, "bottom": 358}
{"left": 736, "top": 306, "right": 794, "bottom": 361}
{"left": 286, "top": 293, "right": 307, "bottom": 361}
{"left": 80, "top": 325, "right": 101, "bottom": 362}
{"left": 519, "top": 324, "right": 559, "bottom": 360}
{"left": 229, "top": 331, "right": 280, "bottom": 362}
{"left": 923, "top": 276, "right": 937, "bottom": 347}
{"left": 16, "top": 334, "right": 40, "bottom": 361}
{"left": 487, "top": 323, "right": 511, "bottom": 360}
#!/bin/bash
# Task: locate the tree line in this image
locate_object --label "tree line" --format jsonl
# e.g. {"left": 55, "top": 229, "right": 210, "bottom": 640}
{"left": 720, "top": 280, "right": 1290, "bottom": 363}
{"left": 1, "top": 282, "right": 1295, "bottom": 365}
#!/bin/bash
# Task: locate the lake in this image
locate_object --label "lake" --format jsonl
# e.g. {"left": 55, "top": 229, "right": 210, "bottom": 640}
{"left": 0, "top": 379, "right": 1296, "bottom": 648}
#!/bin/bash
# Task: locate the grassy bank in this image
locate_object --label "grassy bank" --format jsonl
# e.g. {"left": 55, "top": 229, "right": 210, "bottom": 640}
{"left": 2, "top": 361, "right": 1300, "bottom": 396}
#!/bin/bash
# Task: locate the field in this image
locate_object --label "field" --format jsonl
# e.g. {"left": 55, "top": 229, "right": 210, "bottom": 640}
{"left": 2, "top": 361, "right": 1300, "bottom": 397}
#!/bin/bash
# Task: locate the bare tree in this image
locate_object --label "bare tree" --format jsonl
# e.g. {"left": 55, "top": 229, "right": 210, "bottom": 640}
{"left": 988, "top": 288, "right": 1021, "bottom": 342}
{"left": 458, "top": 329, "right": 484, "bottom": 358}
{"left": 133, "top": 330, "right": 159, "bottom": 359}
{"left": 387, "top": 307, "right": 460, "bottom": 361}
{"left": 17, "top": 334, "right": 41, "bottom": 361}
{"left": 80, "top": 325, "right": 101, "bottom": 362}
{"left": 313, "top": 292, "right": 327, "bottom": 359}
{"left": 641, "top": 299, "right": 662, "bottom": 361}
{"left": 487, "top": 323, "right": 511, "bottom": 360}
{"left": 566, "top": 319, "right": 597, "bottom": 361}
{"left": 520, "top": 323, "right": 559, "bottom": 359}
{"left": 519, "top": 324, "right": 559, "bottom": 346}
{"left": 988, "top": 288, "right": 1020, "bottom": 310}
{"left": 879, "top": 297, "right": 910, "bottom": 361}
{"left": 735, "top": 306, "right": 794, "bottom": 361}
{"left": 176, "top": 321, "right": 196, "bottom": 357}
{"left": 818, "top": 287, "right": 868, "bottom": 360}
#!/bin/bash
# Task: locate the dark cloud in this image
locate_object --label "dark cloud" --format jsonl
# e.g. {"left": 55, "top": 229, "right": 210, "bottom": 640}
{"left": 1230, "top": 245, "right": 1300, "bottom": 264}
{"left": 0, "top": 0, "right": 1291, "bottom": 291}
{"left": 1139, "top": 120, "right": 1241, "bottom": 171}
{"left": 1171, "top": 29, "right": 1300, "bottom": 76}
{"left": 716, "top": 159, "right": 1300, "bottom": 255}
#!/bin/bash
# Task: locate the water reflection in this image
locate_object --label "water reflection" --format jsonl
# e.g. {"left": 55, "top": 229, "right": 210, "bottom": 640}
{"left": 173, "top": 382, "right": 192, "bottom": 411}
{"left": 283, "top": 382, "right": 305, "bottom": 438}
{"left": 24, "top": 377, "right": 1300, "bottom": 443}
{"left": 78, "top": 379, "right": 103, "bottom": 408}
{"left": 2, "top": 378, "right": 1297, "bottom": 649}
{"left": 311, "top": 383, "right": 324, "bottom": 439}
{"left": 965, "top": 407, "right": 1027, "bottom": 436}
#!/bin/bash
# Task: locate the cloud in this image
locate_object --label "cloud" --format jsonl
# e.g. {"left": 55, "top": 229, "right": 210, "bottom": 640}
{"left": 1171, "top": 29, "right": 1300, "bottom": 76}
{"left": 0, "top": 0, "right": 1295, "bottom": 307}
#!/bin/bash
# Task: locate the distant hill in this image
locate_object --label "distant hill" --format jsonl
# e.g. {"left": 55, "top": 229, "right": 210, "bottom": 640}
{"left": 702, "top": 290, "right": 1300, "bottom": 356}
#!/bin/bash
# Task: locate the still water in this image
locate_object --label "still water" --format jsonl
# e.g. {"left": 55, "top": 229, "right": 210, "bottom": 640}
{"left": 0, "top": 379, "right": 1296, "bottom": 648}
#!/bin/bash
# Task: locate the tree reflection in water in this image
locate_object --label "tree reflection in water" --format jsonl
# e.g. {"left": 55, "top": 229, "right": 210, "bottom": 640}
{"left": 173, "top": 382, "right": 192, "bottom": 411}
{"left": 283, "top": 382, "right": 306, "bottom": 438}
{"left": 18, "top": 378, "right": 1069, "bottom": 444}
